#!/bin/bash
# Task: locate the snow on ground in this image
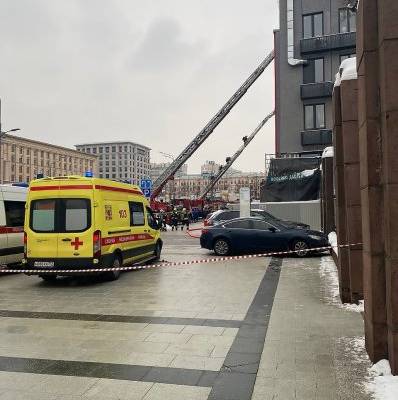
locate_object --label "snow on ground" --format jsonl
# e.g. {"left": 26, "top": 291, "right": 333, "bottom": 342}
{"left": 336, "top": 336, "right": 373, "bottom": 398}
{"left": 328, "top": 231, "right": 338, "bottom": 256}
{"left": 319, "top": 256, "right": 364, "bottom": 312}
{"left": 367, "top": 359, "right": 398, "bottom": 400}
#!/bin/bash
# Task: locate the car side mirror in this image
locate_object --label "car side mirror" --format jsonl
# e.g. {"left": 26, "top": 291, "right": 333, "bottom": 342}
{"left": 268, "top": 227, "right": 276, "bottom": 233}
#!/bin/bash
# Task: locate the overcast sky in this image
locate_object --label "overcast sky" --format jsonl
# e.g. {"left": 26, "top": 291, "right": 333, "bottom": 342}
{"left": 1, "top": 0, "right": 279, "bottom": 174}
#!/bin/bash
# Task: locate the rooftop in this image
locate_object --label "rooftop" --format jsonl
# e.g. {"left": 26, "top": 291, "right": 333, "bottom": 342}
{"left": 75, "top": 141, "right": 151, "bottom": 151}
{"left": 2, "top": 134, "right": 97, "bottom": 159}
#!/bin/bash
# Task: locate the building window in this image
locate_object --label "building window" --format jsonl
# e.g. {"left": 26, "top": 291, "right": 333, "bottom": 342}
{"left": 92, "top": 148, "right": 97, "bottom": 154}
{"left": 99, "top": 147, "right": 103, "bottom": 153}
{"left": 303, "top": 12, "right": 323, "bottom": 39}
{"left": 340, "top": 53, "right": 356, "bottom": 64}
{"left": 112, "top": 146, "right": 116, "bottom": 152}
{"left": 304, "top": 104, "right": 325, "bottom": 130}
{"left": 303, "top": 58, "right": 324, "bottom": 83}
{"left": 339, "top": 8, "right": 356, "bottom": 33}
{"left": 105, "top": 147, "right": 110, "bottom": 153}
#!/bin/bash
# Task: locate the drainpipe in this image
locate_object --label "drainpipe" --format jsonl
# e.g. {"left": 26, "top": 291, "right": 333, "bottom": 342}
{"left": 287, "top": 0, "right": 307, "bottom": 66}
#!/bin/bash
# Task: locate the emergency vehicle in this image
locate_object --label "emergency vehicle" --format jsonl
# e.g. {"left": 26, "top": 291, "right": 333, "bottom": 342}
{"left": 24, "top": 176, "right": 162, "bottom": 281}
{"left": 0, "top": 185, "right": 27, "bottom": 266}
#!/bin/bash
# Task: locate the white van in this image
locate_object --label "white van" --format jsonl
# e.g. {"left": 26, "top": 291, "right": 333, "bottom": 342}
{"left": 0, "top": 185, "right": 27, "bottom": 266}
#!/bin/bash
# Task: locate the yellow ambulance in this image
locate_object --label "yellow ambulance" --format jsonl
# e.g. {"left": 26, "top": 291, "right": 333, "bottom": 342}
{"left": 23, "top": 176, "right": 162, "bottom": 281}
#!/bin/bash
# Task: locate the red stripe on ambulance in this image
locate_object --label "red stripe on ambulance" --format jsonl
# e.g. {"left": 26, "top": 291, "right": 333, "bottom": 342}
{"left": 30, "top": 185, "right": 93, "bottom": 191}
{"left": 0, "top": 226, "right": 24, "bottom": 234}
{"left": 94, "top": 185, "right": 142, "bottom": 195}
{"left": 102, "top": 233, "right": 153, "bottom": 246}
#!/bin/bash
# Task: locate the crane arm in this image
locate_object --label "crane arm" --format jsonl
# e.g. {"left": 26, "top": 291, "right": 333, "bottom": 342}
{"left": 151, "top": 50, "right": 275, "bottom": 199}
{"left": 199, "top": 111, "right": 275, "bottom": 199}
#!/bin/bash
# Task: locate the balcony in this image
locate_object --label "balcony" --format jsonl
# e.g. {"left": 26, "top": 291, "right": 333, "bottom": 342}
{"left": 300, "top": 31, "right": 356, "bottom": 54}
{"left": 301, "top": 129, "right": 333, "bottom": 146}
{"left": 300, "top": 81, "right": 334, "bottom": 100}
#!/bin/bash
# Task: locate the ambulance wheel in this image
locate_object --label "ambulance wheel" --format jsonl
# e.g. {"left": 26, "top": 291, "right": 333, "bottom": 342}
{"left": 154, "top": 241, "right": 162, "bottom": 261}
{"left": 39, "top": 274, "right": 57, "bottom": 282}
{"left": 105, "top": 255, "right": 121, "bottom": 281}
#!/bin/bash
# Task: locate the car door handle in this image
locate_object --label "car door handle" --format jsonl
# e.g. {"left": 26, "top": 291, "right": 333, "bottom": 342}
{"left": 62, "top": 238, "right": 72, "bottom": 242}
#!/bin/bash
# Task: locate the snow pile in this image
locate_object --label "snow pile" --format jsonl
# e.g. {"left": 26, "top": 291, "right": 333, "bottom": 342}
{"left": 335, "top": 71, "right": 341, "bottom": 88}
{"left": 328, "top": 231, "right": 338, "bottom": 256}
{"left": 341, "top": 57, "right": 357, "bottom": 82}
{"left": 334, "top": 57, "right": 357, "bottom": 87}
{"left": 367, "top": 359, "right": 398, "bottom": 400}
{"left": 322, "top": 146, "right": 334, "bottom": 158}
{"left": 319, "top": 257, "right": 364, "bottom": 312}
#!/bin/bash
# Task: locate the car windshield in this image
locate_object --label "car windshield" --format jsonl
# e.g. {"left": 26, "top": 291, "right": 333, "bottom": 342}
{"left": 252, "top": 210, "right": 278, "bottom": 220}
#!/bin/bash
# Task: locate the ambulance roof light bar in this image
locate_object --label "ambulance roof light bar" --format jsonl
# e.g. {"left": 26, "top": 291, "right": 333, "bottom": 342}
{"left": 151, "top": 49, "right": 275, "bottom": 199}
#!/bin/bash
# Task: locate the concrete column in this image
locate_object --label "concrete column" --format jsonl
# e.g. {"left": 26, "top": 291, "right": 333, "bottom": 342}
{"left": 378, "top": 0, "right": 398, "bottom": 375}
{"left": 341, "top": 79, "right": 363, "bottom": 303}
{"left": 333, "top": 86, "right": 351, "bottom": 303}
{"left": 357, "top": 0, "right": 388, "bottom": 363}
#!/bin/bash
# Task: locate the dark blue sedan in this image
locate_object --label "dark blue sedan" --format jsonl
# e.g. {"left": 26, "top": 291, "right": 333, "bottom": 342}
{"left": 200, "top": 217, "right": 329, "bottom": 257}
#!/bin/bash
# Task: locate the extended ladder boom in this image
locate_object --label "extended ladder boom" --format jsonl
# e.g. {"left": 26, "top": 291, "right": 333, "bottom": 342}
{"left": 199, "top": 111, "right": 275, "bottom": 199}
{"left": 151, "top": 50, "right": 275, "bottom": 199}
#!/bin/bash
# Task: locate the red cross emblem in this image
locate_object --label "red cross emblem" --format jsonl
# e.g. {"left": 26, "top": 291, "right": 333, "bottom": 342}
{"left": 71, "top": 237, "right": 83, "bottom": 250}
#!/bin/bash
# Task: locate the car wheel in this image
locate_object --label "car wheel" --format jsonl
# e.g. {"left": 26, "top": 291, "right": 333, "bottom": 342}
{"left": 39, "top": 274, "right": 57, "bottom": 282}
{"left": 105, "top": 255, "right": 121, "bottom": 281}
{"left": 154, "top": 242, "right": 162, "bottom": 261}
{"left": 213, "top": 238, "right": 231, "bottom": 256}
{"left": 291, "top": 240, "right": 309, "bottom": 257}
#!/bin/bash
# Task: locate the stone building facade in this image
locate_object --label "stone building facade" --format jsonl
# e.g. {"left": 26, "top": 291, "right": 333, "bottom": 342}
{"left": 0, "top": 134, "right": 97, "bottom": 184}
{"left": 76, "top": 141, "right": 150, "bottom": 185}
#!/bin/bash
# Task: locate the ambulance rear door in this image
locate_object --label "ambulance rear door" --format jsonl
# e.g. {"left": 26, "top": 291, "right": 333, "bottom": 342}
{"left": 56, "top": 197, "right": 94, "bottom": 260}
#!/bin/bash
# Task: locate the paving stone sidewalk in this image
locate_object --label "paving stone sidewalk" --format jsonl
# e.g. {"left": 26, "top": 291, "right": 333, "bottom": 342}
{"left": 252, "top": 256, "right": 372, "bottom": 400}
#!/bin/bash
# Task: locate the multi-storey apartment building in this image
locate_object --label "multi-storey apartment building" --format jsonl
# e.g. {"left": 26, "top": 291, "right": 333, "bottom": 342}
{"left": 0, "top": 134, "right": 97, "bottom": 184}
{"left": 274, "top": 0, "right": 356, "bottom": 154}
{"left": 76, "top": 141, "right": 150, "bottom": 184}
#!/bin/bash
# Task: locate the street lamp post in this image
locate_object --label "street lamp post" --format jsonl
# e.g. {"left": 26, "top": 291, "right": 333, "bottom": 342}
{"left": 0, "top": 99, "right": 21, "bottom": 183}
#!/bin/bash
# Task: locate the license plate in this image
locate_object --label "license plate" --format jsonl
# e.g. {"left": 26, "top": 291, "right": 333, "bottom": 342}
{"left": 34, "top": 261, "right": 55, "bottom": 268}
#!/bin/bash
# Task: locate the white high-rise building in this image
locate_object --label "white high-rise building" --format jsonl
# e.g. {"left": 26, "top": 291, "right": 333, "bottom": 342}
{"left": 76, "top": 141, "right": 150, "bottom": 184}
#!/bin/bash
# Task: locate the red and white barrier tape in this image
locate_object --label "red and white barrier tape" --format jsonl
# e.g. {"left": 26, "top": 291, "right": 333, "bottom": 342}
{"left": 0, "top": 243, "right": 362, "bottom": 274}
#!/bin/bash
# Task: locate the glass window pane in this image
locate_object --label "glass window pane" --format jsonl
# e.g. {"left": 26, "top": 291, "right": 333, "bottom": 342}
{"left": 314, "top": 58, "right": 324, "bottom": 82}
{"left": 303, "top": 15, "right": 312, "bottom": 39}
{"left": 305, "top": 105, "right": 314, "bottom": 130}
{"left": 31, "top": 200, "right": 56, "bottom": 232}
{"left": 4, "top": 201, "right": 25, "bottom": 227}
{"left": 349, "top": 9, "right": 356, "bottom": 32}
{"left": 316, "top": 104, "right": 325, "bottom": 128}
{"left": 339, "top": 9, "right": 348, "bottom": 33}
{"left": 64, "top": 199, "right": 89, "bottom": 232}
{"left": 313, "top": 13, "right": 323, "bottom": 37}
{"left": 252, "top": 220, "right": 270, "bottom": 230}
{"left": 129, "top": 202, "right": 145, "bottom": 226}
{"left": 225, "top": 220, "right": 252, "bottom": 229}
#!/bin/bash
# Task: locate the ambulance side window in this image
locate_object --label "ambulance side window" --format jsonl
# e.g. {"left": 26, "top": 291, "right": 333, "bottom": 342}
{"left": 146, "top": 207, "right": 158, "bottom": 230}
{"left": 129, "top": 202, "right": 145, "bottom": 226}
{"left": 4, "top": 201, "right": 25, "bottom": 227}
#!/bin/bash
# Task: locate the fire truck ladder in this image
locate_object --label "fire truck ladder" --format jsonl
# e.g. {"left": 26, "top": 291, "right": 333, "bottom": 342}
{"left": 151, "top": 49, "right": 275, "bottom": 199}
{"left": 199, "top": 110, "right": 275, "bottom": 199}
